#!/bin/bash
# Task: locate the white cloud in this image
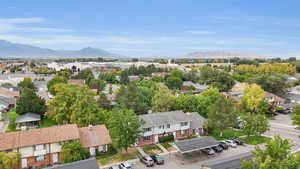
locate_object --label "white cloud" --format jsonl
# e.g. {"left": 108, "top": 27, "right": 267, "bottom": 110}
{"left": 184, "top": 30, "right": 215, "bottom": 35}
{"left": 0, "top": 17, "right": 45, "bottom": 24}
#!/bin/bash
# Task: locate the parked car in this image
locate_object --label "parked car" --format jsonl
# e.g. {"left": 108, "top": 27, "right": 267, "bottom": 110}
{"left": 202, "top": 148, "right": 215, "bottom": 155}
{"left": 119, "top": 162, "right": 132, "bottom": 169}
{"left": 138, "top": 154, "right": 154, "bottom": 167}
{"left": 219, "top": 141, "right": 229, "bottom": 149}
{"left": 232, "top": 138, "right": 244, "bottom": 145}
{"left": 225, "top": 140, "right": 237, "bottom": 148}
{"left": 150, "top": 154, "right": 164, "bottom": 165}
{"left": 211, "top": 145, "right": 223, "bottom": 152}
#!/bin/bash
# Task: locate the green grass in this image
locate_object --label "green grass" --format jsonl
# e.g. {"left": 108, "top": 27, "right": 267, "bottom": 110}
{"left": 97, "top": 148, "right": 138, "bottom": 166}
{"left": 205, "top": 129, "right": 245, "bottom": 140}
{"left": 0, "top": 112, "right": 7, "bottom": 121}
{"left": 40, "top": 118, "right": 58, "bottom": 128}
{"left": 142, "top": 145, "right": 162, "bottom": 155}
{"left": 241, "top": 135, "right": 271, "bottom": 145}
{"left": 161, "top": 143, "right": 177, "bottom": 151}
{"left": 6, "top": 110, "right": 18, "bottom": 132}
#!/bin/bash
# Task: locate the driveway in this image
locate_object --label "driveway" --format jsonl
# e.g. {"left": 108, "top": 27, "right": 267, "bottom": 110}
{"left": 264, "top": 114, "right": 300, "bottom": 152}
{"left": 129, "top": 145, "right": 254, "bottom": 169}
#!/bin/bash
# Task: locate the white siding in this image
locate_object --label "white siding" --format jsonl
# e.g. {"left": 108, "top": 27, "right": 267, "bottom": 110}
{"left": 50, "top": 143, "right": 62, "bottom": 153}
{"left": 19, "top": 147, "right": 34, "bottom": 158}
{"left": 142, "top": 121, "right": 191, "bottom": 136}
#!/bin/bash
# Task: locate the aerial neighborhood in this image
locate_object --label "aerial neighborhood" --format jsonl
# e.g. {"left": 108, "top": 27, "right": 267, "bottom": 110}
{"left": 0, "top": 57, "right": 300, "bottom": 169}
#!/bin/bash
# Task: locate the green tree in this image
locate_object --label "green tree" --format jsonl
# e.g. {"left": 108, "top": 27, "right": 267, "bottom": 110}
{"left": 47, "top": 75, "right": 67, "bottom": 95}
{"left": 241, "top": 84, "right": 265, "bottom": 113}
{"left": 120, "top": 71, "right": 129, "bottom": 84}
{"left": 0, "top": 152, "right": 21, "bottom": 169}
{"left": 152, "top": 83, "right": 174, "bottom": 112}
{"left": 207, "top": 96, "right": 238, "bottom": 136}
{"left": 97, "top": 92, "right": 111, "bottom": 110}
{"left": 241, "top": 136, "right": 300, "bottom": 169}
{"left": 170, "top": 69, "right": 183, "bottom": 79}
{"left": 165, "top": 76, "right": 183, "bottom": 89}
{"left": 241, "top": 113, "right": 269, "bottom": 138}
{"left": 292, "top": 104, "right": 300, "bottom": 129}
{"left": 108, "top": 108, "right": 143, "bottom": 152}
{"left": 17, "top": 77, "right": 35, "bottom": 90}
{"left": 60, "top": 140, "right": 90, "bottom": 163}
{"left": 16, "top": 88, "right": 47, "bottom": 115}
{"left": 74, "top": 68, "right": 94, "bottom": 85}
{"left": 47, "top": 84, "right": 102, "bottom": 126}
{"left": 173, "top": 94, "right": 199, "bottom": 112}
{"left": 197, "top": 88, "right": 223, "bottom": 117}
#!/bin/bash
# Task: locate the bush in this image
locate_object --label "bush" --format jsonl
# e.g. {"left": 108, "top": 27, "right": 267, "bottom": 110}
{"left": 158, "top": 135, "right": 174, "bottom": 143}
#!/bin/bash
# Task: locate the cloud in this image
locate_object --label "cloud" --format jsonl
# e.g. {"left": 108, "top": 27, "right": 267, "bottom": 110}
{"left": 0, "top": 17, "right": 74, "bottom": 33}
{"left": 184, "top": 30, "right": 215, "bottom": 35}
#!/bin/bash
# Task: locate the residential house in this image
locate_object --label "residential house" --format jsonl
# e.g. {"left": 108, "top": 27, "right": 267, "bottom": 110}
{"left": 15, "top": 113, "right": 41, "bottom": 130}
{"left": 151, "top": 72, "right": 169, "bottom": 78}
{"left": 68, "top": 79, "right": 86, "bottom": 86}
{"left": 0, "top": 87, "right": 20, "bottom": 98}
{"left": 181, "top": 81, "right": 209, "bottom": 94}
{"left": 0, "top": 124, "right": 111, "bottom": 169}
{"left": 44, "top": 158, "right": 99, "bottom": 169}
{"left": 137, "top": 111, "right": 206, "bottom": 146}
{"left": 128, "top": 75, "right": 140, "bottom": 82}
{"left": 0, "top": 95, "right": 16, "bottom": 111}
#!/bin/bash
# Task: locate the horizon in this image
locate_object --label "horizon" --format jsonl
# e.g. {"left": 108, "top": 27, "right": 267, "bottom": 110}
{"left": 1, "top": 0, "right": 300, "bottom": 57}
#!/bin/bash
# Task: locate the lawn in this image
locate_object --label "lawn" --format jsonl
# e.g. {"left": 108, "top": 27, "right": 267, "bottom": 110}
{"left": 205, "top": 129, "right": 245, "bottom": 140}
{"left": 0, "top": 112, "right": 7, "bottom": 121}
{"left": 241, "top": 135, "right": 271, "bottom": 145}
{"left": 40, "top": 118, "right": 58, "bottom": 128}
{"left": 161, "top": 143, "right": 177, "bottom": 152}
{"left": 6, "top": 110, "right": 18, "bottom": 132}
{"left": 97, "top": 147, "right": 138, "bottom": 166}
{"left": 142, "top": 145, "right": 162, "bottom": 155}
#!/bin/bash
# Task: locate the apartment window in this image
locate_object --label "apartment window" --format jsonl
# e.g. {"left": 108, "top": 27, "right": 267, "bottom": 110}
{"left": 166, "top": 124, "right": 170, "bottom": 128}
{"left": 35, "top": 144, "right": 44, "bottom": 151}
{"left": 36, "top": 155, "right": 44, "bottom": 162}
{"left": 158, "top": 125, "right": 164, "bottom": 129}
{"left": 143, "top": 136, "right": 151, "bottom": 141}
{"left": 143, "top": 127, "right": 151, "bottom": 132}
{"left": 180, "top": 122, "right": 188, "bottom": 126}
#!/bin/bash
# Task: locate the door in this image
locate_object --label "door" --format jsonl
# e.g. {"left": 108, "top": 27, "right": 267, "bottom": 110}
{"left": 52, "top": 153, "right": 58, "bottom": 163}
{"left": 154, "top": 135, "right": 158, "bottom": 143}
{"left": 21, "top": 158, "right": 27, "bottom": 168}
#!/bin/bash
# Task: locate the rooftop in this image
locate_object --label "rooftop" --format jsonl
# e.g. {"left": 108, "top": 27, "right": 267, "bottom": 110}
{"left": 44, "top": 158, "right": 99, "bottom": 169}
{"left": 15, "top": 112, "right": 41, "bottom": 123}
{"left": 79, "top": 125, "right": 112, "bottom": 148}
{"left": 174, "top": 136, "right": 219, "bottom": 153}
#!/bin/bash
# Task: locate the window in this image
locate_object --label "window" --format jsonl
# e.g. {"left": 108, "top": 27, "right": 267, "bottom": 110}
{"left": 180, "top": 122, "right": 188, "bottom": 126}
{"left": 143, "top": 127, "right": 151, "bottom": 132}
{"left": 36, "top": 155, "right": 44, "bottom": 162}
{"left": 143, "top": 136, "right": 151, "bottom": 141}
{"left": 166, "top": 124, "right": 170, "bottom": 128}
{"left": 35, "top": 144, "right": 44, "bottom": 151}
{"left": 158, "top": 125, "right": 164, "bottom": 129}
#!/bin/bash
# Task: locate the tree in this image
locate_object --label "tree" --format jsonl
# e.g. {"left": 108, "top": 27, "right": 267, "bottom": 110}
{"left": 241, "top": 113, "right": 269, "bottom": 138}
{"left": 60, "top": 140, "right": 90, "bottom": 163}
{"left": 169, "top": 69, "right": 183, "bottom": 79}
{"left": 73, "top": 68, "right": 94, "bottom": 85}
{"left": 207, "top": 96, "right": 238, "bottom": 136}
{"left": 173, "top": 94, "right": 199, "bottom": 112}
{"left": 108, "top": 108, "right": 143, "bottom": 152}
{"left": 241, "top": 136, "right": 300, "bottom": 169}
{"left": 16, "top": 88, "right": 47, "bottom": 115}
{"left": 47, "top": 75, "right": 67, "bottom": 95}
{"left": 116, "top": 83, "right": 150, "bottom": 114}
{"left": 0, "top": 152, "right": 21, "bottom": 169}
{"left": 196, "top": 88, "right": 223, "bottom": 117}
{"left": 241, "top": 84, "right": 265, "bottom": 113}
{"left": 17, "top": 77, "right": 35, "bottom": 90}
{"left": 97, "top": 92, "right": 111, "bottom": 110}
{"left": 292, "top": 104, "right": 300, "bottom": 129}
{"left": 47, "top": 84, "right": 102, "bottom": 126}
{"left": 120, "top": 71, "right": 129, "bottom": 84}
{"left": 152, "top": 84, "right": 174, "bottom": 112}
{"left": 248, "top": 74, "right": 287, "bottom": 96}
{"left": 165, "top": 76, "right": 183, "bottom": 89}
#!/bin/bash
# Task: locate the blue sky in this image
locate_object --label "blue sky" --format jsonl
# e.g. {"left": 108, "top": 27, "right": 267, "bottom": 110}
{"left": 0, "top": 0, "right": 300, "bottom": 57}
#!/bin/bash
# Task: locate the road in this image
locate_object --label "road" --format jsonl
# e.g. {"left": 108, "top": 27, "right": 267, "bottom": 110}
{"left": 263, "top": 114, "right": 300, "bottom": 152}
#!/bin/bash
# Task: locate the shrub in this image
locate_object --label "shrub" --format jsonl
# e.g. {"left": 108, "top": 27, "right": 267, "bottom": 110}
{"left": 158, "top": 135, "right": 174, "bottom": 143}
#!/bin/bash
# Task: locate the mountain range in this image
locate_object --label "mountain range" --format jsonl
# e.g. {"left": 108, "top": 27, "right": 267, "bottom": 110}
{"left": 0, "top": 39, "right": 267, "bottom": 59}
{"left": 0, "top": 40, "right": 118, "bottom": 58}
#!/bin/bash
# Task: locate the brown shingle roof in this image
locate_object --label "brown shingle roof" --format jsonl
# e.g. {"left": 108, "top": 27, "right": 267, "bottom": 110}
{"left": 68, "top": 79, "right": 86, "bottom": 85}
{"left": 79, "top": 125, "right": 112, "bottom": 148}
{"left": 0, "top": 124, "right": 80, "bottom": 151}
{"left": 0, "top": 87, "right": 19, "bottom": 98}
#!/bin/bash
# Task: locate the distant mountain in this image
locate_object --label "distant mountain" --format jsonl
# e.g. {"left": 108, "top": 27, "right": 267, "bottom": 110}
{"left": 181, "top": 50, "right": 266, "bottom": 59}
{"left": 0, "top": 40, "right": 119, "bottom": 58}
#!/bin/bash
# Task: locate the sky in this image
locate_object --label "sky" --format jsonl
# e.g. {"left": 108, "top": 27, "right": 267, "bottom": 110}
{"left": 0, "top": 0, "right": 300, "bottom": 57}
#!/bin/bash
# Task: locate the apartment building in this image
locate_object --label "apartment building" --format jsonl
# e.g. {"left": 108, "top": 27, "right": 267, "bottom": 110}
{"left": 137, "top": 110, "right": 206, "bottom": 146}
{"left": 0, "top": 124, "right": 111, "bottom": 169}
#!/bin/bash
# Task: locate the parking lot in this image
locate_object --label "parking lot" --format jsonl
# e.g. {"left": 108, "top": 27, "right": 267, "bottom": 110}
{"left": 128, "top": 144, "right": 254, "bottom": 169}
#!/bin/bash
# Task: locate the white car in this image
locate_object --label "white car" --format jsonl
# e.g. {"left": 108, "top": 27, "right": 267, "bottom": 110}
{"left": 225, "top": 140, "right": 237, "bottom": 148}
{"left": 119, "top": 162, "right": 132, "bottom": 169}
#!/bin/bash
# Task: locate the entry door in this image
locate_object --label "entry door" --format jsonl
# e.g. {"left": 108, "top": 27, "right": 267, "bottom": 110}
{"left": 52, "top": 153, "right": 58, "bottom": 163}
{"left": 154, "top": 135, "right": 158, "bottom": 143}
{"left": 21, "top": 158, "right": 27, "bottom": 168}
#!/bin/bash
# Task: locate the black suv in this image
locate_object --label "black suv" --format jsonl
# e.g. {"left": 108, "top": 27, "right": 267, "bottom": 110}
{"left": 150, "top": 154, "right": 164, "bottom": 165}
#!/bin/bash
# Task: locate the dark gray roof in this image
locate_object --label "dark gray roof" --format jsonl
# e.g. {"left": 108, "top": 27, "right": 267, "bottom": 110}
{"left": 0, "top": 95, "right": 15, "bottom": 107}
{"left": 174, "top": 136, "right": 219, "bottom": 153}
{"left": 44, "top": 158, "right": 99, "bottom": 169}
{"left": 139, "top": 111, "right": 206, "bottom": 128}
{"left": 279, "top": 102, "right": 297, "bottom": 109}
{"left": 286, "top": 92, "right": 300, "bottom": 102}
{"left": 202, "top": 152, "right": 254, "bottom": 169}
{"left": 187, "top": 112, "right": 206, "bottom": 129}
{"left": 0, "top": 84, "right": 20, "bottom": 92}
{"left": 15, "top": 113, "right": 41, "bottom": 123}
